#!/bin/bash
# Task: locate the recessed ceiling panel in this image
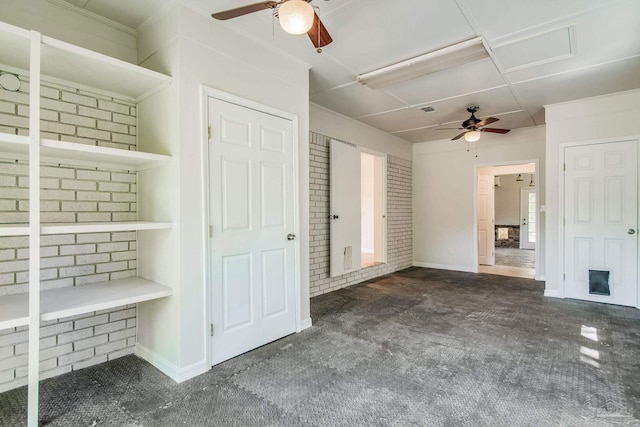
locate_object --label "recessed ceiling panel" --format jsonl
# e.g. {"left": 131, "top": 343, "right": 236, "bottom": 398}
{"left": 310, "top": 83, "right": 406, "bottom": 118}
{"left": 325, "top": 0, "right": 475, "bottom": 73}
{"left": 357, "top": 108, "right": 437, "bottom": 133}
{"left": 514, "top": 56, "right": 640, "bottom": 112}
{"left": 502, "top": 2, "right": 640, "bottom": 83}
{"left": 392, "top": 110, "right": 535, "bottom": 143}
{"left": 461, "top": 0, "right": 621, "bottom": 40}
{"left": 422, "top": 86, "right": 522, "bottom": 125}
{"left": 384, "top": 57, "right": 506, "bottom": 106}
{"left": 493, "top": 26, "right": 575, "bottom": 72}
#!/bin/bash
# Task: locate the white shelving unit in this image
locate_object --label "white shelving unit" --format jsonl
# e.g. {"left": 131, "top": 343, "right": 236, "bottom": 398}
{"left": 0, "top": 21, "right": 173, "bottom": 426}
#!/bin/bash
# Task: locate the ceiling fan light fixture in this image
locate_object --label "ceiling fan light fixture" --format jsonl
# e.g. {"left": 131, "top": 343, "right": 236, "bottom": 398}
{"left": 278, "top": 0, "right": 314, "bottom": 35}
{"left": 357, "top": 36, "right": 488, "bottom": 89}
{"left": 464, "top": 130, "right": 481, "bottom": 142}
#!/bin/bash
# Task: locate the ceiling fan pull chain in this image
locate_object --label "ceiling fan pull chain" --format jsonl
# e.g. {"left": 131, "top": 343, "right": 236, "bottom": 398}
{"left": 475, "top": 141, "right": 478, "bottom": 158}
{"left": 314, "top": 5, "right": 322, "bottom": 53}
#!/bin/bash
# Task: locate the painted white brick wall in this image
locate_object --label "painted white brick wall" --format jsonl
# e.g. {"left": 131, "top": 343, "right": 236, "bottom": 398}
{"left": 0, "top": 75, "right": 139, "bottom": 392}
{"left": 309, "top": 132, "right": 413, "bottom": 297}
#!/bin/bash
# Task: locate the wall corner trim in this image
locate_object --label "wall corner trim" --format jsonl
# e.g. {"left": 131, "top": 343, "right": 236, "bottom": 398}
{"left": 135, "top": 344, "right": 208, "bottom": 383}
{"left": 413, "top": 262, "right": 476, "bottom": 273}
{"left": 298, "top": 317, "right": 313, "bottom": 332}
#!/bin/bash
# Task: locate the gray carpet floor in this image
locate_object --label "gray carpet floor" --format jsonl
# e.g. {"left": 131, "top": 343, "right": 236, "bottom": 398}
{"left": 495, "top": 247, "right": 535, "bottom": 268}
{"left": 1, "top": 267, "right": 640, "bottom": 426}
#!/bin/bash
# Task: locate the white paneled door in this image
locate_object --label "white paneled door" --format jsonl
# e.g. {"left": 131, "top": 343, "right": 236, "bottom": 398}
{"left": 564, "top": 140, "right": 638, "bottom": 307}
{"left": 478, "top": 175, "right": 495, "bottom": 265}
{"left": 330, "top": 139, "right": 361, "bottom": 277}
{"left": 208, "top": 97, "right": 297, "bottom": 365}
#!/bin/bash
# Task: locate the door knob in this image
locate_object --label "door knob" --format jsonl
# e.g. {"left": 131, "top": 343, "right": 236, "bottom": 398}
{"left": 287, "top": 233, "right": 296, "bottom": 240}
{"left": 328, "top": 215, "right": 339, "bottom": 220}
{"left": 628, "top": 229, "right": 636, "bottom": 235}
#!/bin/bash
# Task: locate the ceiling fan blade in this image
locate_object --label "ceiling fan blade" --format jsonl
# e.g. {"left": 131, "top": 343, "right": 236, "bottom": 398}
{"left": 451, "top": 131, "right": 467, "bottom": 141}
{"left": 307, "top": 12, "right": 333, "bottom": 48}
{"left": 212, "top": 1, "right": 280, "bottom": 20}
{"left": 481, "top": 128, "right": 510, "bottom": 134}
{"left": 477, "top": 117, "right": 499, "bottom": 127}
{"left": 436, "top": 127, "right": 463, "bottom": 130}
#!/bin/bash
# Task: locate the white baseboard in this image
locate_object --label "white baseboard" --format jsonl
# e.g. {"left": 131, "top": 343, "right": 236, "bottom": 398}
{"left": 413, "top": 262, "right": 476, "bottom": 273}
{"left": 535, "top": 275, "right": 546, "bottom": 282}
{"left": 298, "top": 317, "right": 312, "bottom": 332}
{"left": 544, "top": 289, "right": 562, "bottom": 298}
{"left": 135, "top": 344, "right": 208, "bottom": 383}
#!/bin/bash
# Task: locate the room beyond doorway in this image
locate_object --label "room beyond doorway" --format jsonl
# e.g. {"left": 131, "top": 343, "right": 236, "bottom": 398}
{"left": 477, "top": 163, "right": 537, "bottom": 280}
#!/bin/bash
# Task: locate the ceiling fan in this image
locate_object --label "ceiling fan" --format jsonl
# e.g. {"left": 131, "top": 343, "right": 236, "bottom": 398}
{"left": 212, "top": 0, "right": 333, "bottom": 52}
{"left": 437, "top": 106, "right": 510, "bottom": 142}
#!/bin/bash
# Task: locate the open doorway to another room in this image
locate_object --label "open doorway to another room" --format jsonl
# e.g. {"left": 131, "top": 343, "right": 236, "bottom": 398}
{"left": 361, "top": 151, "right": 386, "bottom": 268}
{"left": 478, "top": 163, "right": 537, "bottom": 279}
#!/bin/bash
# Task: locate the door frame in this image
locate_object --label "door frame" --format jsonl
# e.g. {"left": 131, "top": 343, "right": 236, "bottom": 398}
{"left": 360, "top": 147, "right": 388, "bottom": 266}
{"left": 473, "top": 159, "right": 540, "bottom": 278}
{"left": 558, "top": 136, "right": 640, "bottom": 307}
{"left": 200, "top": 86, "right": 302, "bottom": 368}
{"left": 520, "top": 186, "right": 536, "bottom": 250}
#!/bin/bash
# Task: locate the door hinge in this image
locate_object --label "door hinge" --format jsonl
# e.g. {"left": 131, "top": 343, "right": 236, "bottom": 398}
{"left": 208, "top": 125, "right": 211, "bottom": 139}
{"left": 209, "top": 225, "right": 213, "bottom": 238}
{"left": 210, "top": 324, "right": 214, "bottom": 336}
{"left": 563, "top": 163, "right": 566, "bottom": 172}
{"left": 563, "top": 218, "right": 566, "bottom": 226}
{"left": 563, "top": 273, "right": 566, "bottom": 281}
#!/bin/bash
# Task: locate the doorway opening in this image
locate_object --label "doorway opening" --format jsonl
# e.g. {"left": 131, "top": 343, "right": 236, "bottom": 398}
{"left": 361, "top": 151, "right": 386, "bottom": 268}
{"left": 478, "top": 163, "right": 537, "bottom": 279}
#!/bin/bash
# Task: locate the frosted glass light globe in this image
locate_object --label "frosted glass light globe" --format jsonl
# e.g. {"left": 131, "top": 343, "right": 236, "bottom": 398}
{"left": 465, "top": 130, "right": 481, "bottom": 142}
{"left": 279, "top": 0, "right": 314, "bottom": 35}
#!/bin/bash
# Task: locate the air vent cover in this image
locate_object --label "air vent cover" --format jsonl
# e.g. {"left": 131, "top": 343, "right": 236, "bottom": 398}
{"left": 420, "top": 106, "right": 436, "bottom": 113}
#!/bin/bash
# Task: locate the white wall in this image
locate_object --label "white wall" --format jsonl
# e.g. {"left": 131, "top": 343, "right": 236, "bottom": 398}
{"left": 413, "top": 126, "right": 546, "bottom": 275}
{"left": 310, "top": 103, "right": 412, "bottom": 161}
{"left": 495, "top": 173, "right": 533, "bottom": 225}
{"left": 544, "top": 89, "right": 640, "bottom": 297}
{"left": 136, "top": 4, "right": 310, "bottom": 380}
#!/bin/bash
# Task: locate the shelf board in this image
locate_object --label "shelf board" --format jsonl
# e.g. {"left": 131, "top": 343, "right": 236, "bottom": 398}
{"left": 0, "top": 293, "right": 29, "bottom": 330}
{"left": 40, "top": 139, "right": 171, "bottom": 171}
{"left": 41, "top": 221, "right": 172, "bottom": 234}
{"left": 40, "top": 277, "right": 172, "bottom": 321}
{"left": 0, "top": 134, "right": 171, "bottom": 171}
{"left": 40, "top": 35, "right": 171, "bottom": 101}
{"left": 0, "top": 224, "right": 30, "bottom": 237}
{"left": 0, "top": 278, "right": 172, "bottom": 330}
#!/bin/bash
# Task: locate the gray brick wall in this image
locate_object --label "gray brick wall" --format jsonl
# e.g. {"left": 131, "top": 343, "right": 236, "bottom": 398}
{"left": 309, "top": 132, "right": 413, "bottom": 297}
{"left": 0, "top": 74, "right": 136, "bottom": 150}
{"left": 0, "top": 75, "right": 139, "bottom": 392}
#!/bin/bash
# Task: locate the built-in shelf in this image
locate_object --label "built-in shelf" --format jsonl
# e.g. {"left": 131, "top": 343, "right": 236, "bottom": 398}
{"left": 0, "top": 224, "right": 30, "bottom": 237}
{"left": 0, "top": 21, "right": 170, "bottom": 102}
{"left": 40, "top": 35, "right": 171, "bottom": 102}
{"left": 0, "top": 222, "right": 172, "bottom": 236}
{"left": 0, "top": 277, "right": 172, "bottom": 331}
{"left": 0, "top": 293, "right": 29, "bottom": 330}
{"left": 40, "top": 139, "right": 171, "bottom": 171}
{"left": 40, "top": 277, "right": 172, "bottom": 321}
{"left": 41, "top": 221, "right": 172, "bottom": 234}
{"left": 0, "top": 134, "right": 171, "bottom": 171}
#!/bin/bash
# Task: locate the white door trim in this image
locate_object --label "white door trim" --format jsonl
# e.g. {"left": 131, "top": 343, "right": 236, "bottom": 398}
{"left": 200, "top": 86, "right": 302, "bottom": 368}
{"left": 473, "top": 159, "right": 540, "bottom": 277}
{"left": 558, "top": 135, "right": 640, "bottom": 308}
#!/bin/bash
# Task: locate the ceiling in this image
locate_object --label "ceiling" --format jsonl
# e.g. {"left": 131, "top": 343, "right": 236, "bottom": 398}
{"left": 61, "top": 0, "right": 640, "bottom": 143}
